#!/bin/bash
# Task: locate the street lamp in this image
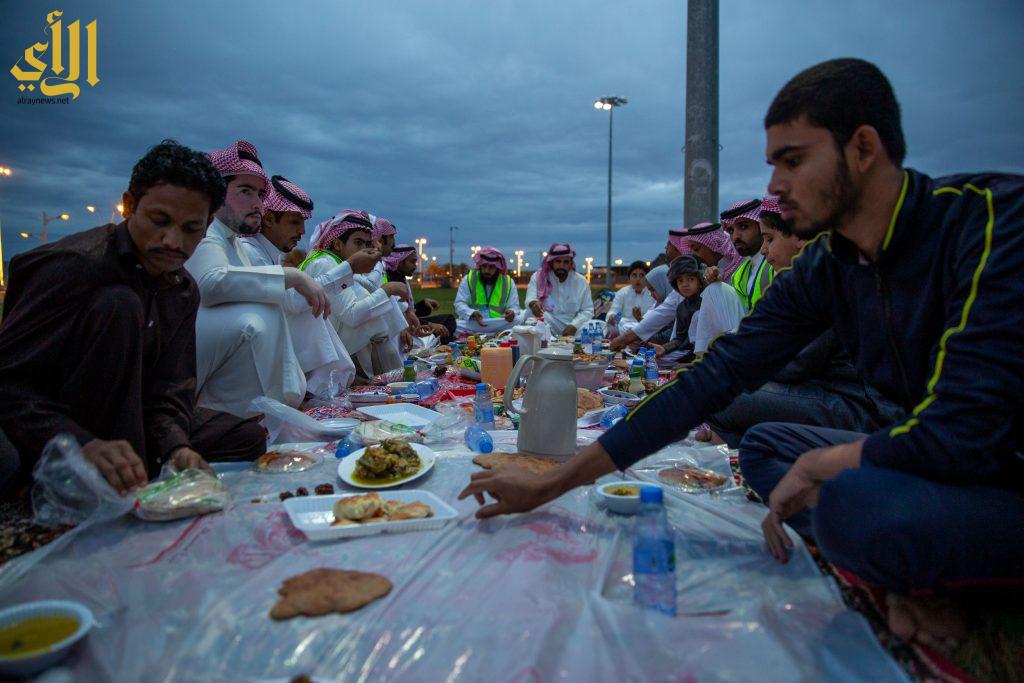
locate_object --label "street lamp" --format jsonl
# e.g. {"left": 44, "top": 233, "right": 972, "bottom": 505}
{"left": 40, "top": 211, "right": 70, "bottom": 242}
{"left": 0, "top": 166, "right": 11, "bottom": 287}
{"left": 594, "top": 95, "right": 627, "bottom": 287}
{"left": 0, "top": 166, "right": 12, "bottom": 176}
{"left": 414, "top": 237, "right": 427, "bottom": 265}
{"left": 514, "top": 249, "right": 525, "bottom": 278}
{"left": 584, "top": 256, "right": 594, "bottom": 282}
{"left": 470, "top": 245, "right": 481, "bottom": 259}
{"left": 86, "top": 205, "right": 95, "bottom": 213}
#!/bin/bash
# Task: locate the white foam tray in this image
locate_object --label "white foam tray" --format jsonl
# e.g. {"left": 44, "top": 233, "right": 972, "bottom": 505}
{"left": 282, "top": 490, "right": 457, "bottom": 541}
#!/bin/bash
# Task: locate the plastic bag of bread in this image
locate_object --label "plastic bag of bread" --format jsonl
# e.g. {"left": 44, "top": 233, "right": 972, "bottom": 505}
{"left": 351, "top": 420, "right": 423, "bottom": 446}
{"left": 133, "top": 468, "right": 230, "bottom": 522}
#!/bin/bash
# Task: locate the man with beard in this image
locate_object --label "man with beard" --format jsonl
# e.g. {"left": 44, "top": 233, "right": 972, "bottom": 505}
{"left": 525, "top": 243, "right": 594, "bottom": 338}
{"left": 454, "top": 246, "right": 521, "bottom": 334}
{"left": 459, "top": 58, "right": 1024, "bottom": 649}
{"left": 384, "top": 244, "right": 454, "bottom": 340}
{"left": 0, "top": 140, "right": 265, "bottom": 495}
{"left": 241, "top": 175, "right": 370, "bottom": 394}
{"left": 185, "top": 141, "right": 345, "bottom": 417}
{"left": 720, "top": 198, "right": 773, "bottom": 310}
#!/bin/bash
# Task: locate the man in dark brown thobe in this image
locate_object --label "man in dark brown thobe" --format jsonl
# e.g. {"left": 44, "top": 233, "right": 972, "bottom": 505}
{"left": 0, "top": 140, "right": 265, "bottom": 495}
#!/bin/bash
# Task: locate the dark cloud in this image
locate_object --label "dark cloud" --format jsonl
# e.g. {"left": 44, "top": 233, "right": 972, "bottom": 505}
{"left": 1, "top": 0, "right": 1022, "bottom": 268}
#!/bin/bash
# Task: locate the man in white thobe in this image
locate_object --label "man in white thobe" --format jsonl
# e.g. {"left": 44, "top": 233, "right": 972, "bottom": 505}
{"left": 240, "top": 174, "right": 366, "bottom": 396}
{"left": 300, "top": 212, "right": 407, "bottom": 378}
{"left": 524, "top": 242, "right": 594, "bottom": 338}
{"left": 186, "top": 141, "right": 340, "bottom": 417}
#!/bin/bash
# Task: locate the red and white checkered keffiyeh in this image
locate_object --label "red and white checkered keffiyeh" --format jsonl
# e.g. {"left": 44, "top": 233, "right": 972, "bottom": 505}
{"left": 472, "top": 246, "right": 508, "bottom": 274}
{"left": 667, "top": 227, "right": 695, "bottom": 256}
{"left": 537, "top": 242, "right": 575, "bottom": 302}
{"left": 383, "top": 243, "right": 417, "bottom": 271}
{"left": 371, "top": 216, "right": 396, "bottom": 241}
{"left": 760, "top": 193, "right": 782, "bottom": 216}
{"left": 311, "top": 210, "right": 373, "bottom": 251}
{"left": 263, "top": 175, "right": 314, "bottom": 219}
{"left": 720, "top": 198, "right": 762, "bottom": 226}
{"left": 206, "top": 140, "right": 268, "bottom": 187}
{"left": 681, "top": 222, "right": 744, "bottom": 279}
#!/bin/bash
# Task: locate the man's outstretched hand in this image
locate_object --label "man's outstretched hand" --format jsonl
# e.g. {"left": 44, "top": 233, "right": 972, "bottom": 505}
{"left": 457, "top": 464, "right": 562, "bottom": 518}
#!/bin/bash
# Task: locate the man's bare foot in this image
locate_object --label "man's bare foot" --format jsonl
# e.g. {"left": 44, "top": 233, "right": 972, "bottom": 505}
{"left": 886, "top": 594, "right": 967, "bottom": 652}
{"left": 694, "top": 427, "right": 726, "bottom": 445}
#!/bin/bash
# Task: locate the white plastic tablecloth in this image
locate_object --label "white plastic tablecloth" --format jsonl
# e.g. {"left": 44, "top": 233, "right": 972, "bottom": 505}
{"left": 0, "top": 436, "right": 909, "bottom": 682}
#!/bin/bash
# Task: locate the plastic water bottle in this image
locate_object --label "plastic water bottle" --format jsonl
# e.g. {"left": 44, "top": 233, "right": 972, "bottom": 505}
{"left": 334, "top": 433, "right": 359, "bottom": 458}
{"left": 644, "top": 348, "right": 659, "bottom": 381}
{"left": 633, "top": 486, "right": 677, "bottom": 616}
{"left": 450, "top": 342, "right": 463, "bottom": 362}
{"left": 628, "top": 357, "right": 645, "bottom": 395}
{"left": 473, "top": 382, "right": 496, "bottom": 430}
{"left": 581, "top": 325, "right": 592, "bottom": 353}
{"left": 463, "top": 425, "right": 494, "bottom": 453}
{"left": 599, "top": 404, "right": 629, "bottom": 429}
{"left": 410, "top": 378, "right": 440, "bottom": 401}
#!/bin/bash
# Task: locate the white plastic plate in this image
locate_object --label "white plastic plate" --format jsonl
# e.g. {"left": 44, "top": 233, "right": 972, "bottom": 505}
{"left": 338, "top": 442, "right": 437, "bottom": 489}
{"left": 283, "top": 489, "right": 457, "bottom": 541}
{"left": 357, "top": 403, "right": 441, "bottom": 427}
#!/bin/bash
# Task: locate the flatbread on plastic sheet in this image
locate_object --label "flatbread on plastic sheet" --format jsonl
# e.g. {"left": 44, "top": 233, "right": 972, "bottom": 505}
{"left": 269, "top": 568, "right": 393, "bottom": 620}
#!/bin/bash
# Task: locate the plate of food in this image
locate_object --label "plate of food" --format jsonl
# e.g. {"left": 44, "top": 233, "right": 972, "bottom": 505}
{"left": 657, "top": 465, "right": 731, "bottom": 493}
{"left": 597, "top": 387, "right": 641, "bottom": 406}
{"left": 283, "top": 490, "right": 457, "bottom": 541}
{"left": 254, "top": 445, "right": 324, "bottom": 474}
{"left": 338, "top": 440, "right": 436, "bottom": 488}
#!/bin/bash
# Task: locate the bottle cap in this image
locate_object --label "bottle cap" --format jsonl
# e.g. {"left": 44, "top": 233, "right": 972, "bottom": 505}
{"left": 640, "top": 486, "right": 663, "bottom": 503}
{"left": 403, "top": 359, "right": 414, "bottom": 366}
{"left": 476, "top": 382, "right": 489, "bottom": 391}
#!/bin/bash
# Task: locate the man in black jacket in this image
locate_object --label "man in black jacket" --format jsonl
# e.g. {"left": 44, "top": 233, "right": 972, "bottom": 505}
{"left": 460, "top": 58, "right": 1024, "bottom": 646}
{"left": 0, "top": 140, "right": 265, "bottom": 496}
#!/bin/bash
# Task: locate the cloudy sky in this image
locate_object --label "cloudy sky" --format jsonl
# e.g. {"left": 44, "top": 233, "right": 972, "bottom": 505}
{"left": 1, "top": 0, "right": 1022, "bottom": 269}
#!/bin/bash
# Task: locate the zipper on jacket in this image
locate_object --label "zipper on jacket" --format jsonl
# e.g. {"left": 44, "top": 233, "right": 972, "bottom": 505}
{"left": 873, "top": 267, "right": 913, "bottom": 407}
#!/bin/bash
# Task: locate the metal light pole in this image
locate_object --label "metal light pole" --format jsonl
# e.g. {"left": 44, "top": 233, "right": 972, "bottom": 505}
{"left": 595, "top": 96, "right": 627, "bottom": 287}
{"left": 683, "top": 0, "right": 719, "bottom": 226}
{"left": 0, "top": 166, "right": 11, "bottom": 287}
{"left": 41, "top": 211, "right": 70, "bottom": 243}
{"left": 448, "top": 225, "right": 458, "bottom": 278}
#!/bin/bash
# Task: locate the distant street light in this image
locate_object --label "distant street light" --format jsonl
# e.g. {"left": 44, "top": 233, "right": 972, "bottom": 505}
{"left": 86, "top": 205, "right": 96, "bottom": 213}
{"left": 614, "top": 258, "right": 623, "bottom": 266}
{"left": 594, "top": 95, "right": 627, "bottom": 287}
{"left": 514, "top": 249, "right": 525, "bottom": 278}
{"left": 40, "top": 211, "right": 70, "bottom": 242}
{"left": 584, "top": 256, "right": 595, "bottom": 282}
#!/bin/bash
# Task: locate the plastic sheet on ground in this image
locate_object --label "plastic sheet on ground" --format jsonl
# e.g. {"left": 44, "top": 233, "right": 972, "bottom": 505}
{"left": 0, "top": 436, "right": 909, "bottom": 682}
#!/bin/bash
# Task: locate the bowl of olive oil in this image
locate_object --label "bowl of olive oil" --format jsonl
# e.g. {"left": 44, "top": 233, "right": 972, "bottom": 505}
{"left": 0, "top": 600, "right": 94, "bottom": 677}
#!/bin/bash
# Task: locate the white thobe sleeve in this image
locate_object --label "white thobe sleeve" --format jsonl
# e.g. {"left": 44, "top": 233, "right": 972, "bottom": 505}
{"left": 355, "top": 262, "right": 385, "bottom": 291}
{"left": 607, "top": 287, "right": 629, "bottom": 323}
{"left": 187, "top": 238, "right": 285, "bottom": 307}
{"left": 691, "top": 283, "right": 745, "bottom": 353}
{"left": 454, "top": 276, "right": 476, "bottom": 320}
{"left": 506, "top": 277, "right": 522, "bottom": 314}
{"left": 525, "top": 272, "right": 541, "bottom": 310}
{"left": 568, "top": 278, "right": 595, "bottom": 330}
{"left": 334, "top": 286, "right": 394, "bottom": 326}
{"left": 631, "top": 290, "right": 682, "bottom": 341}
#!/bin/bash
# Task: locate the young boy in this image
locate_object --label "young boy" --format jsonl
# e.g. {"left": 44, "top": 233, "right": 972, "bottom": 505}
{"left": 652, "top": 255, "right": 745, "bottom": 364}
{"left": 300, "top": 213, "right": 406, "bottom": 378}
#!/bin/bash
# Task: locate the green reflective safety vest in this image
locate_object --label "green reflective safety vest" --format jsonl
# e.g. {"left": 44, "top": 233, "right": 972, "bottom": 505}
{"left": 731, "top": 256, "right": 774, "bottom": 310}
{"left": 298, "top": 249, "right": 343, "bottom": 271}
{"left": 467, "top": 270, "right": 514, "bottom": 318}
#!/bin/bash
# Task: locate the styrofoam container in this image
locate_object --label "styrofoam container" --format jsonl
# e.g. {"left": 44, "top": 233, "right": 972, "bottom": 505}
{"left": 356, "top": 403, "right": 441, "bottom": 427}
{"left": 574, "top": 362, "right": 607, "bottom": 390}
{"left": 0, "top": 600, "right": 94, "bottom": 678}
{"left": 598, "top": 388, "right": 641, "bottom": 406}
{"left": 283, "top": 490, "right": 458, "bottom": 541}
